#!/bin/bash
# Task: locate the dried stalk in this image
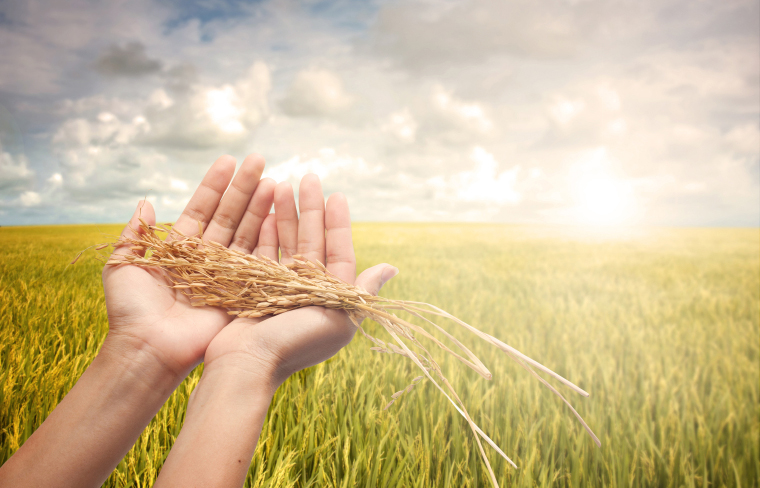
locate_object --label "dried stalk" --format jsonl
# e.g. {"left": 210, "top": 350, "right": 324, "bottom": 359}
{"left": 95, "top": 219, "right": 599, "bottom": 487}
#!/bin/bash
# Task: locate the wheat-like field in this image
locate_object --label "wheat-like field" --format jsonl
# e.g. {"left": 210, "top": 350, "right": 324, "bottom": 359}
{"left": 1, "top": 224, "right": 758, "bottom": 487}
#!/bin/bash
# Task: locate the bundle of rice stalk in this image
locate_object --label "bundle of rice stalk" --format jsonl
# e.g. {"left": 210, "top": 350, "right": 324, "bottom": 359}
{"left": 87, "top": 219, "right": 600, "bottom": 488}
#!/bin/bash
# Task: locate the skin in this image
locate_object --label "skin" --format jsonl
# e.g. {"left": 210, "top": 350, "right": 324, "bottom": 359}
{"left": 0, "top": 154, "right": 397, "bottom": 487}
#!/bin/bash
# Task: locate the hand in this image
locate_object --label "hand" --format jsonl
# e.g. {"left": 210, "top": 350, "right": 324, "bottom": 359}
{"left": 0, "top": 155, "right": 283, "bottom": 488}
{"left": 202, "top": 173, "right": 399, "bottom": 390}
{"left": 103, "top": 154, "right": 278, "bottom": 378}
{"left": 154, "top": 173, "right": 398, "bottom": 487}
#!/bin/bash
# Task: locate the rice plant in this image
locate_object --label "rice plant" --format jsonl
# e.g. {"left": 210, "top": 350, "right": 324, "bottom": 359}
{"left": 1, "top": 224, "right": 758, "bottom": 487}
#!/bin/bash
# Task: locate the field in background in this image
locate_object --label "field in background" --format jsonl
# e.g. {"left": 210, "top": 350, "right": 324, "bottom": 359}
{"left": 0, "top": 224, "right": 758, "bottom": 487}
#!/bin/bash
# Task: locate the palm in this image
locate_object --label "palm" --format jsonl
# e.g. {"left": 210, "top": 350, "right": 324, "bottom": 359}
{"left": 104, "top": 154, "right": 392, "bottom": 383}
{"left": 103, "top": 155, "right": 277, "bottom": 376}
{"left": 205, "top": 307, "right": 351, "bottom": 382}
{"left": 203, "top": 173, "right": 395, "bottom": 386}
{"left": 203, "top": 174, "right": 356, "bottom": 379}
{"left": 104, "top": 264, "right": 231, "bottom": 373}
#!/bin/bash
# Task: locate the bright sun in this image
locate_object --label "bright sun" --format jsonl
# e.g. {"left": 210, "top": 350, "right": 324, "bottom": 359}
{"left": 574, "top": 174, "right": 635, "bottom": 225}
{"left": 570, "top": 148, "right": 636, "bottom": 226}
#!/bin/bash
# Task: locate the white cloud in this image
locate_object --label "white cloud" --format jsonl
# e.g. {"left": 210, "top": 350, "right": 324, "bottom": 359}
{"left": 724, "top": 123, "right": 760, "bottom": 155}
{"left": 49, "top": 61, "right": 272, "bottom": 199}
{"left": 597, "top": 85, "right": 621, "bottom": 111}
{"left": 234, "top": 62, "right": 272, "bottom": 128}
{"left": 19, "top": 191, "right": 41, "bottom": 207}
{"left": 429, "top": 147, "right": 521, "bottom": 205}
{"left": 139, "top": 62, "right": 271, "bottom": 148}
{"left": 370, "top": 0, "right": 592, "bottom": 70}
{"left": 206, "top": 86, "right": 245, "bottom": 134}
{"left": 279, "top": 68, "right": 354, "bottom": 118}
{"left": 0, "top": 0, "right": 164, "bottom": 95}
{"left": 382, "top": 109, "right": 418, "bottom": 142}
{"left": 170, "top": 179, "right": 188, "bottom": 191}
{"left": 0, "top": 145, "right": 34, "bottom": 194}
{"left": 0, "top": 0, "right": 757, "bottom": 226}
{"left": 683, "top": 181, "right": 706, "bottom": 193}
{"left": 605, "top": 118, "right": 627, "bottom": 135}
{"left": 549, "top": 98, "right": 586, "bottom": 126}
{"left": 264, "top": 147, "right": 381, "bottom": 184}
{"left": 149, "top": 89, "right": 174, "bottom": 110}
{"left": 431, "top": 85, "right": 493, "bottom": 133}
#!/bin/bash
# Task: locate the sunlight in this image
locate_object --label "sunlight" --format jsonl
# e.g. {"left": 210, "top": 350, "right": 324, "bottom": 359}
{"left": 574, "top": 175, "right": 634, "bottom": 225}
{"left": 570, "top": 148, "right": 636, "bottom": 226}
{"left": 205, "top": 86, "right": 245, "bottom": 134}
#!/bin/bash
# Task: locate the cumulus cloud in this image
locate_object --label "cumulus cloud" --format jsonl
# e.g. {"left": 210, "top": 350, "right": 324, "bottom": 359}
{"left": 428, "top": 147, "right": 521, "bottom": 206}
{"left": 724, "top": 123, "right": 760, "bottom": 156}
{"left": 0, "top": 144, "right": 34, "bottom": 194}
{"left": 0, "top": 142, "right": 66, "bottom": 211}
{"left": 0, "top": 0, "right": 164, "bottom": 95}
{"left": 53, "top": 61, "right": 271, "bottom": 157}
{"left": 382, "top": 109, "right": 418, "bottom": 143}
{"left": 94, "top": 42, "right": 163, "bottom": 77}
{"left": 369, "top": 0, "right": 601, "bottom": 70}
{"left": 548, "top": 98, "right": 586, "bottom": 127}
{"left": 47, "top": 61, "right": 271, "bottom": 210}
{"left": 264, "top": 147, "right": 382, "bottom": 185}
{"left": 430, "top": 85, "right": 492, "bottom": 134}
{"left": 392, "top": 85, "right": 496, "bottom": 147}
{"left": 19, "top": 191, "right": 41, "bottom": 207}
{"left": 140, "top": 62, "right": 271, "bottom": 148}
{"left": 279, "top": 68, "right": 354, "bottom": 118}
{"left": 0, "top": 0, "right": 757, "bottom": 226}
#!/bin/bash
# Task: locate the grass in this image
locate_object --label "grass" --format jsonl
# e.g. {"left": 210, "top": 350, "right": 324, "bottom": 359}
{"left": 0, "top": 223, "right": 758, "bottom": 487}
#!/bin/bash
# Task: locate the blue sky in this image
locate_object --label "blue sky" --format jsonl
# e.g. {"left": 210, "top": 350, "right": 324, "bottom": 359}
{"left": 0, "top": 0, "right": 758, "bottom": 226}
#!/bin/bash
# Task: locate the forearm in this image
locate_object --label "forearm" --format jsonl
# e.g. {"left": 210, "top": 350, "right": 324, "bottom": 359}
{"left": 0, "top": 334, "right": 182, "bottom": 488}
{"left": 154, "top": 365, "right": 277, "bottom": 487}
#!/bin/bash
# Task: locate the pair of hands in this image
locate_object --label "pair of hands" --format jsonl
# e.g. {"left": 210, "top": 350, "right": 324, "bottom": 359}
{"left": 103, "top": 153, "right": 397, "bottom": 393}
{"left": 0, "top": 153, "right": 399, "bottom": 488}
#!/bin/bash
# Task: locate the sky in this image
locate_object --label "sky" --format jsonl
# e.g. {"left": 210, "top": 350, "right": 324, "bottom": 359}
{"left": 0, "top": 0, "right": 758, "bottom": 227}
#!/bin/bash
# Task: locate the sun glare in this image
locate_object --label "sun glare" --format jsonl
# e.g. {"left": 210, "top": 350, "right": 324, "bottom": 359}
{"left": 570, "top": 148, "right": 636, "bottom": 226}
{"left": 574, "top": 175, "right": 635, "bottom": 225}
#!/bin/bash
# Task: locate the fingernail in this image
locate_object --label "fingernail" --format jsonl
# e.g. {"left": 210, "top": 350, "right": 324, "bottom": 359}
{"left": 380, "top": 266, "right": 399, "bottom": 287}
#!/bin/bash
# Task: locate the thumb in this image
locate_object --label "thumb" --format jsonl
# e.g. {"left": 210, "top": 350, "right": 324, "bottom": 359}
{"left": 354, "top": 263, "right": 399, "bottom": 296}
{"left": 111, "top": 199, "right": 156, "bottom": 259}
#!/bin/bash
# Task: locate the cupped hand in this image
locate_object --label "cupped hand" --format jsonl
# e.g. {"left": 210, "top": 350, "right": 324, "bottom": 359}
{"left": 203, "top": 174, "right": 398, "bottom": 388}
{"left": 103, "top": 154, "right": 278, "bottom": 377}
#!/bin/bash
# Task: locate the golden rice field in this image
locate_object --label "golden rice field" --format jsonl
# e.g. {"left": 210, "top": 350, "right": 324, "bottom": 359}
{"left": 1, "top": 223, "right": 758, "bottom": 487}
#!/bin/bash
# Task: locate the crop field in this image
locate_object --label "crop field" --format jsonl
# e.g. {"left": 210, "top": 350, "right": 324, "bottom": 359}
{"left": 0, "top": 224, "right": 758, "bottom": 487}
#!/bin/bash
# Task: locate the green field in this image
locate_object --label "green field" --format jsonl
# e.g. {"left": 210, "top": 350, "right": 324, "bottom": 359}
{"left": 1, "top": 224, "right": 758, "bottom": 487}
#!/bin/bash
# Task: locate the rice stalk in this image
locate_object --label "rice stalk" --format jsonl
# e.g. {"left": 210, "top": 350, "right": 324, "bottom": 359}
{"left": 95, "top": 219, "right": 600, "bottom": 488}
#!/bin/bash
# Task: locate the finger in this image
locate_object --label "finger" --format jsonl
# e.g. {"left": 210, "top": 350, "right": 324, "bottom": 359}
{"left": 229, "top": 177, "right": 276, "bottom": 254}
{"left": 170, "top": 155, "right": 236, "bottom": 241}
{"left": 253, "top": 213, "right": 279, "bottom": 261}
{"left": 111, "top": 200, "right": 156, "bottom": 259}
{"left": 296, "top": 174, "right": 326, "bottom": 265}
{"left": 203, "top": 154, "right": 266, "bottom": 247}
{"left": 324, "top": 192, "right": 356, "bottom": 283}
{"left": 355, "top": 263, "right": 399, "bottom": 296}
{"left": 274, "top": 182, "right": 299, "bottom": 263}
{"left": 104, "top": 200, "right": 156, "bottom": 278}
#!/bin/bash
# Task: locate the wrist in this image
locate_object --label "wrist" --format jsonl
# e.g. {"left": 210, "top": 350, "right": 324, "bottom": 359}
{"left": 100, "top": 331, "right": 185, "bottom": 392}
{"left": 155, "top": 361, "right": 276, "bottom": 487}
{"left": 201, "top": 352, "right": 283, "bottom": 399}
{"left": 203, "top": 321, "right": 294, "bottom": 394}
{"left": 0, "top": 327, "right": 186, "bottom": 487}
